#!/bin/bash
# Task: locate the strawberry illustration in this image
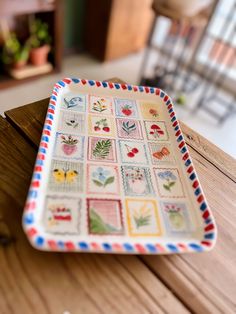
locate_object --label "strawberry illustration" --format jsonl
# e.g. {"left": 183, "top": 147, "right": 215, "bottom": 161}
{"left": 121, "top": 105, "right": 132, "bottom": 116}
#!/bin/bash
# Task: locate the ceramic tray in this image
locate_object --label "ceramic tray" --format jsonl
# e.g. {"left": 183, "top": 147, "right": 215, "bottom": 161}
{"left": 23, "top": 78, "right": 217, "bottom": 254}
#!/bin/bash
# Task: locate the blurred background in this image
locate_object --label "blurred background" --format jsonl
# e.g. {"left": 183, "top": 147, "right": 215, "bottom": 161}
{"left": 0, "top": 0, "right": 235, "bottom": 157}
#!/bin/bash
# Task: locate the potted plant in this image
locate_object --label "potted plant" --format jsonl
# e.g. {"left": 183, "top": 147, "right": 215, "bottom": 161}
{"left": 2, "top": 33, "right": 29, "bottom": 69}
{"left": 29, "top": 19, "right": 51, "bottom": 66}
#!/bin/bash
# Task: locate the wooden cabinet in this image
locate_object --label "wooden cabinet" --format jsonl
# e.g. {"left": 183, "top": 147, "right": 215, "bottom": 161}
{"left": 85, "top": 0, "right": 154, "bottom": 61}
{"left": 0, "top": 0, "right": 63, "bottom": 89}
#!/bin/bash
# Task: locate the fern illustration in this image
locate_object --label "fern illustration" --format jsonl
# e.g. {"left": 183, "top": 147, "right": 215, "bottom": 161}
{"left": 92, "top": 139, "right": 112, "bottom": 159}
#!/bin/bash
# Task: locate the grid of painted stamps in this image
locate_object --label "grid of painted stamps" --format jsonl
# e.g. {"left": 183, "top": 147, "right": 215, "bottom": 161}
{"left": 44, "top": 93, "right": 194, "bottom": 238}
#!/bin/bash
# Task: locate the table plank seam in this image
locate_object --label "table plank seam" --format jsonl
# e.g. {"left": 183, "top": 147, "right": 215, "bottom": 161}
{"left": 138, "top": 256, "right": 193, "bottom": 313}
{"left": 186, "top": 142, "right": 236, "bottom": 183}
{"left": 182, "top": 255, "right": 235, "bottom": 310}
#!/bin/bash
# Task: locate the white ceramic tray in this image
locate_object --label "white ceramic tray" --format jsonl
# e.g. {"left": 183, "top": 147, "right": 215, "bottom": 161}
{"left": 23, "top": 78, "right": 217, "bottom": 254}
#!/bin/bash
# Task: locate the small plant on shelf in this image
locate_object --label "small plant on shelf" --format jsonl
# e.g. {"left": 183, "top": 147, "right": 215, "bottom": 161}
{"left": 2, "top": 33, "right": 29, "bottom": 69}
{"left": 29, "top": 19, "right": 51, "bottom": 66}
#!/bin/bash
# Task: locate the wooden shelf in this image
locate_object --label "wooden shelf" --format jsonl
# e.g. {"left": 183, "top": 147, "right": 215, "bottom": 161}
{"left": 0, "top": 0, "right": 63, "bottom": 90}
{"left": 0, "top": 0, "right": 55, "bottom": 17}
{"left": 0, "top": 68, "right": 59, "bottom": 90}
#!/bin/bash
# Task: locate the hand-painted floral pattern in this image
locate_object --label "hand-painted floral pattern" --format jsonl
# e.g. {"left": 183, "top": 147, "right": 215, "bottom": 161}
{"left": 164, "top": 204, "right": 185, "bottom": 230}
{"left": 92, "top": 167, "right": 115, "bottom": 187}
{"left": 92, "top": 99, "right": 107, "bottom": 112}
{"left": 149, "top": 108, "right": 159, "bottom": 117}
{"left": 158, "top": 170, "right": 177, "bottom": 191}
{"left": 133, "top": 205, "right": 151, "bottom": 228}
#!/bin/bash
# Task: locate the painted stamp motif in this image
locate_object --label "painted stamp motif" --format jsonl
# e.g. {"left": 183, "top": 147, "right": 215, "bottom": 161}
{"left": 154, "top": 168, "right": 185, "bottom": 198}
{"left": 121, "top": 166, "right": 154, "bottom": 196}
{"left": 89, "top": 95, "right": 113, "bottom": 115}
{"left": 148, "top": 143, "right": 175, "bottom": 164}
{"left": 161, "top": 202, "right": 192, "bottom": 235}
{"left": 118, "top": 140, "right": 149, "bottom": 164}
{"left": 62, "top": 94, "right": 86, "bottom": 112}
{"left": 58, "top": 110, "right": 85, "bottom": 134}
{"left": 116, "top": 118, "right": 143, "bottom": 139}
{"left": 139, "top": 101, "right": 163, "bottom": 120}
{"left": 114, "top": 98, "right": 139, "bottom": 118}
{"left": 88, "top": 114, "right": 115, "bottom": 137}
{"left": 48, "top": 160, "right": 83, "bottom": 192}
{"left": 88, "top": 137, "right": 117, "bottom": 162}
{"left": 44, "top": 196, "right": 81, "bottom": 234}
{"left": 87, "top": 199, "right": 123, "bottom": 235}
{"left": 126, "top": 199, "right": 162, "bottom": 236}
{"left": 53, "top": 132, "right": 84, "bottom": 161}
{"left": 87, "top": 164, "right": 120, "bottom": 195}
{"left": 144, "top": 121, "right": 169, "bottom": 141}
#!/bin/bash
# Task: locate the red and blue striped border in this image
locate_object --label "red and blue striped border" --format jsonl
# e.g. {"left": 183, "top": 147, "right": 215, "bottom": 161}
{"left": 22, "top": 77, "right": 217, "bottom": 254}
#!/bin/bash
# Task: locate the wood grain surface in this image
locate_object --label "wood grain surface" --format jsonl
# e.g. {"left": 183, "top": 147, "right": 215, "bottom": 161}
{"left": 0, "top": 116, "right": 188, "bottom": 314}
{"left": 1, "top": 79, "right": 236, "bottom": 314}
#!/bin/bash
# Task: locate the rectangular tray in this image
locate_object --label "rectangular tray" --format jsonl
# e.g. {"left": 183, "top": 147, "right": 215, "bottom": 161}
{"left": 23, "top": 78, "right": 217, "bottom": 254}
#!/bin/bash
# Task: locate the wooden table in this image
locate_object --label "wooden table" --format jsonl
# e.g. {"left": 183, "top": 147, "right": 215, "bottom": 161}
{"left": 0, "top": 79, "right": 236, "bottom": 314}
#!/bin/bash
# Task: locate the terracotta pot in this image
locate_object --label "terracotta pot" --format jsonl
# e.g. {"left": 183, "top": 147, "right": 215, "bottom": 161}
{"left": 30, "top": 45, "right": 50, "bottom": 66}
{"left": 12, "top": 59, "right": 27, "bottom": 70}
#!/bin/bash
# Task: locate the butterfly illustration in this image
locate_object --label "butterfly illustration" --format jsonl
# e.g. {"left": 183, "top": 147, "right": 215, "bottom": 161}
{"left": 153, "top": 147, "right": 170, "bottom": 160}
{"left": 64, "top": 97, "right": 83, "bottom": 108}
{"left": 53, "top": 167, "right": 78, "bottom": 183}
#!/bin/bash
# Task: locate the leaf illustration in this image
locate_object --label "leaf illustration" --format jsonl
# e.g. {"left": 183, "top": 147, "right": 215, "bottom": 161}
{"left": 122, "top": 121, "right": 136, "bottom": 134}
{"left": 92, "top": 179, "right": 103, "bottom": 187}
{"left": 169, "top": 181, "right": 176, "bottom": 187}
{"left": 66, "top": 122, "right": 79, "bottom": 128}
{"left": 89, "top": 209, "right": 118, "bottom": 233}
{"left": 163, "top": 184, "right": 170, "bottom": 191}
{"left": 92, "top": 140, "right": 112, "bottom": 159}
{"left": 104, "top": 176, "right": 114, "bottom": 187}
{"left": 134, "top": 215, "right": 151, "bottom": 228}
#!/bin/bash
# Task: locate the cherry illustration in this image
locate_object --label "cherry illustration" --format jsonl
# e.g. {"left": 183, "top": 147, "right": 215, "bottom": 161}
{"left": 125, "top": 144, "right": 139, "bottom": 158}
{"left": 103, "top": 126, "right": 110, "bottom": 132}
{"left": 94, "top": 126, "right": 101, "bottom": 131}
{"left": 131, "top": 148, "right": 139, "bottom": 154}
{"left": 127, "top": 152, "right": 135, "bottom": 158}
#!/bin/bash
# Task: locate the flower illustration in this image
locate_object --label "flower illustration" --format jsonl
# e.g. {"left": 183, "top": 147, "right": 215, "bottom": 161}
{"left": 158, "top": 170, "right": 177, "bottom": 191}
{"left": 92, "top": 167, "right": 110, "bottom": 182}
{"left": 92, "top": 99, "right": 108, "bottom": 112}
{"left": 92, "top": 167, "right": 114, "bottom": 187}
{"left": 125, "top": 167, "right": 147, "bottom": 194}
{"left": 164, "top": 204, "right": 185, "bottom": 230}
{"left": 65, "top": 118, "right": 79, "bottom": 128}
{"left": 149, "top": 108, "right": 159, "bottom": 117}
{"left": 60, "top": 135, "right": 78, "bottom": 156}
{"left": 125, "top": 167, "right": 144, "bottom": 183}
{"left": 164, "top": 204, "right": 181, "bottom": 213}
{"left": 133, "top": 203, "right": 151, "bottom": 228}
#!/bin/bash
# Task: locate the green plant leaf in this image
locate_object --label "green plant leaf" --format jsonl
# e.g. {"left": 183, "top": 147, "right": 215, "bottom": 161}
{"left": 104, "top": 176, "right": 114, "bottom": 187}
{"left": 134, "top": 215, "right": 151, "bottom": 228}
{"left": 92, "top": 140, "right": 112, "bottom": 158}
{"left": 92, "top": 179, "right": 103, "bottom": 187}
{"left": 163, "top": 184, "right": 170, "bottom": 191}
{"left": 169, "top": 181, "right": 176, "bottom": 187}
